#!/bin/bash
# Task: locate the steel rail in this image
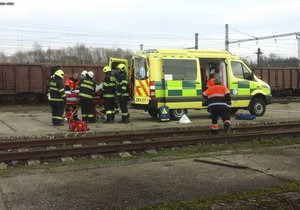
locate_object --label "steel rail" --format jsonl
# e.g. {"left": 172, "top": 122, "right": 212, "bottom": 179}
{"left": 0, "top": 122, "right": 300, "bottom": 150}
{"left": 0, "top": 128, "right": 300, "bottom": 161}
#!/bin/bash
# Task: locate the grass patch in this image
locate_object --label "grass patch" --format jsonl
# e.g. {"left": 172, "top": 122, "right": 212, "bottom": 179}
{"left": 128, "top": 183, "right": 300, "bottom": 210}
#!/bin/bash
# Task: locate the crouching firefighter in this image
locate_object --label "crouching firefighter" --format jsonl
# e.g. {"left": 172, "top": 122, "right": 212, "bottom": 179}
{"left": 78, "top": 71, "right": 96, "bottom": 123}
{"left": 203, "top": 77, "right": 231, "bottom": 134}
{"left": 102, "top": 66, "right": 116, "bottom": 123}
{"left": 116, "top": 63, "right": 130, "bottom": 123}
{"left": 49, "top": 69, "right": 66, "bottom": 126}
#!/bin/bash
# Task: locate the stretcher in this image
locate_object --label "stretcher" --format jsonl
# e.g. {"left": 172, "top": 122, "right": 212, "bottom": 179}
{"left": 65, "top": 90, "right": 105, "bottom": 122}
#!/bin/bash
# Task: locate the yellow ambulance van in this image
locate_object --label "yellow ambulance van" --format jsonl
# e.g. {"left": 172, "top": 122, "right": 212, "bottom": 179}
{"left": 110, "top": 49, "right": 272, "bottom": 120}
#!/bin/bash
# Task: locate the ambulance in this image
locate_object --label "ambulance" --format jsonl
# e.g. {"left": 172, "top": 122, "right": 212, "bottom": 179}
{"left": 110, "top": 49, "right": 272, "bottom": 120}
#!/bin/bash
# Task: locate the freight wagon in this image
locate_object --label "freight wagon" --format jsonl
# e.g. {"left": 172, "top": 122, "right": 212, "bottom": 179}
{"left": 0, "top": 64, "right": 105, "bottom": 103}
{"left": 254, "top": 68, "right": 300, "bottom": 96}
{"left": 1, "top": 63, "right": 300, "bottom": 104}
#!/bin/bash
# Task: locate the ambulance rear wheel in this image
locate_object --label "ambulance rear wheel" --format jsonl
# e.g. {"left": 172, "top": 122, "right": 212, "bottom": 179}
{"left": 148, "top": 108, "right": 158, "bottom": 118}
{"left": 249, "top": 98, "right": 266, "bottom": 116}
{"left": 170, "top": 109, "right": 187, "bottom": 120}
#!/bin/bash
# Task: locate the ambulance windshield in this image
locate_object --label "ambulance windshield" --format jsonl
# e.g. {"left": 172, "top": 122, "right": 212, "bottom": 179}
{"left": 134, "top": 57, "right": 148, "bottom": 80}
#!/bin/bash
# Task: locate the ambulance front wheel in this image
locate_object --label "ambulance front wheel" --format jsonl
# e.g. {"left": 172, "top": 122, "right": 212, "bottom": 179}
{"left": 170, "top": 109, "right": 187, "bottom": 120}
{"left": 249, "top": 98, "right": 266, "bottom": 116}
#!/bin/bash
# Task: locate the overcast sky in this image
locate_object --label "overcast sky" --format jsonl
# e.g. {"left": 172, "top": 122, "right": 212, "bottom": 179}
{"left": 1, "top": 0, "right": 300, "bottom": 60}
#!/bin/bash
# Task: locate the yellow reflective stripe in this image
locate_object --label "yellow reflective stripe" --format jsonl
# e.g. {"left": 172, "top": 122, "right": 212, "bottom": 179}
{"left": 106, "top": 110, "right": 114, "bottom": 114}
{"left": 121, "top": 80, "right": 129, "bottom": 84}
{"left": 79, "top": 93, "right": 93, "bottom": 99}
{"left": 49, "top": 98, "right": 64, "bottom": 101}
{"left": 120, "top": 93, "right": 129, "bottom": 96}
{"left": 121, "top": 86, "right": 127, "bottom": 90}
{"left": 87, "top": 114, "right": 94, "bottom": 117}
{"left": 50, "top": 82, "right": 56, "bottom": 86}
{"left": 50, "top": 87, "right": 59, "bottom": 91}
{"left": 121, "top": 113, "right": 128, "bottom": 116}
{"left": 52, "top": 116, "right": 63, "bottom": 119}
{"left": 83, "top": 80, "right": 94, "bottom": 85}
{"left": 61, "top": 94, "right": 66, "bottom": 97}
{"left": 59, "top": 88, "right": 65, "bottom": 92}
{"left": 81, "top": 83, "right": 94, "bottom": 90}
{"left": 103, "top": 94, "right": 115, "bottom": 97}
{"left": 104, "top": 82, "right": 116, "bottom": 86}
{"left": 110, "top": 76, "right": 116, "bottom": 81}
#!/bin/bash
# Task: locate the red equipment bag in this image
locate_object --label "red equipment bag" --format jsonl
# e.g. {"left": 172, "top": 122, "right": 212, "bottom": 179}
{"left": 69, "top": 120, "right": 89, "bottom": 132}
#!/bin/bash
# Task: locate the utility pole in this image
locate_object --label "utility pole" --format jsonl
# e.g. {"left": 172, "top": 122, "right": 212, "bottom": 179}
{"left": 195, "top": 33, "right": 199, "bottom": 49}
{"left": 297, "top": 35, "right": 300, "bottom": 67}
{"left": 225, "top": 24, "right": 229, "bottom": 51}
{"left": 140, "top": 44, "right": 143, "bottom": 51}
{"left": 255, "top": 48, "right": 263, "bottom": 67}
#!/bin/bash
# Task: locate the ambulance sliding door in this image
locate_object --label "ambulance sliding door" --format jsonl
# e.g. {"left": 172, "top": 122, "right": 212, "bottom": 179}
{"left": 162, "top": 58, "right": 202, "bottom": 109}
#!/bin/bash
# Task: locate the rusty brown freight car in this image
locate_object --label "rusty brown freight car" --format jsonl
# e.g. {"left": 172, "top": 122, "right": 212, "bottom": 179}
{"left": 0, "top": 64, "right": 105, "bottom": 103}
{"left": 254, "top": 68, "right": 300, "bottom": 96}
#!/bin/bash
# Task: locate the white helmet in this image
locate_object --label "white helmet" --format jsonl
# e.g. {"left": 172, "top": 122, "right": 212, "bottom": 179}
{"left": 81, "top": 70, "right": 87, "bottom": 78}
{"left": 88, "top": 71, "right": 94, "bottom": 78}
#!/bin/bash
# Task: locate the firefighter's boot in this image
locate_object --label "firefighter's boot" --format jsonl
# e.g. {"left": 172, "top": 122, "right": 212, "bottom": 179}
{"left": 211, "top": 129, "right": 218, "bottom": 135}
{"left": 104, "top": 114, "right": 113, "bottom": 123}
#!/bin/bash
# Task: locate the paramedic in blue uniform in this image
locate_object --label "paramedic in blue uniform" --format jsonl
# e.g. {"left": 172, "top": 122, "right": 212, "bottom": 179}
{"left": 203, "top": 77, "right": 231, "bottom": 134}
{"left": 116, "top": 63, "right": 130, "bottom": 123}
{"left": 78, "top": 71, "right": 96, "bottom": 123}
{"left": 49, "top": 69, "right": 66, "bottom": 126}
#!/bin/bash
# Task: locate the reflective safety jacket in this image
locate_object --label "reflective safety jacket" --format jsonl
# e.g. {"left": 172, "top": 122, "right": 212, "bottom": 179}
{"left": 78, "top": 76, "right": 96, "bottom": 99}
{"left": 65, "top": 78, "right": 79, "bottom": 90}
{"left": 49, "top": 76, "right": 66, "bottom": 102}
{"left": 116, "top": 71, "right": 129, "bottom": 97}
{"left": 203, "top": 84, "right": 231, "bottom": 111}
{"left": 102, "top": 72, "right": 116, "bottom": 98}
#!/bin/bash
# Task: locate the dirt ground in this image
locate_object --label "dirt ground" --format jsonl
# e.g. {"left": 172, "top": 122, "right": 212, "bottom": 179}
{"left": 0, "top": 103, "right": 300, "bottom": 209}
{"left": 0, "top": 144, "right": 299, "bottom": 210}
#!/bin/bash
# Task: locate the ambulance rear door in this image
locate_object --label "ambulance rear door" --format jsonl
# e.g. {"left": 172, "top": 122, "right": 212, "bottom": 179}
{"left": 132, "top": 55, "right": 150, "bottom": 106}
{"left": 108, "top": 57, "right": 128, "bottom": 74}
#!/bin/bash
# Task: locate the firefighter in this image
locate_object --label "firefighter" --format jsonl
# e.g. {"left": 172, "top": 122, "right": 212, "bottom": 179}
{"left": 203, "top": 77, "right": 231, "bottom": 134}
{"left": 102, "top": 66, "right": 116, "bottom": 123}
{"left": 116, "top": 63, "right": 130, "bottom": 123}
{"left": 49, "top": 69, "right": 66, "bottom": 126}
{"left": 78, "top": 71, "right": 96, "bottom": 123}
{"left": 65, "top": 73, "right": 79, "bottom": 91}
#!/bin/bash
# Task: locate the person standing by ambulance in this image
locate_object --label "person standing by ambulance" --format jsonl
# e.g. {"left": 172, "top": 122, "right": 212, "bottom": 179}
{"left": 78, "top": 71, "right": 96, "bottom": 123}
{"left": 49, "top": 69, "right": 66, "bottom": 126}
{"left": 203, "top": 77, "right": 231, "bottom": 134}
{"left": 102, "top": 66, "right": 116, "bottom": 123}
{"left": 116, "top": 63, "right": 130, "bottom": 123}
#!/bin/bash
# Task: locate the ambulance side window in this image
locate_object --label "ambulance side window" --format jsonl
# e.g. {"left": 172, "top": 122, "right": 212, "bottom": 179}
{"left": 163, "top": 59, "right": 197, "bottom": 80}
{"left": 231, "top": 61, "right": 252, "bottom": 80}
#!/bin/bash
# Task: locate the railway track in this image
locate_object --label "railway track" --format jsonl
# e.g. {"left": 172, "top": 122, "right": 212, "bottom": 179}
{"left": 272, "top": 97, "right": 300, "bottom": 104}
{"left": 1, "top": 123, "right": 300, "bottom": 164}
